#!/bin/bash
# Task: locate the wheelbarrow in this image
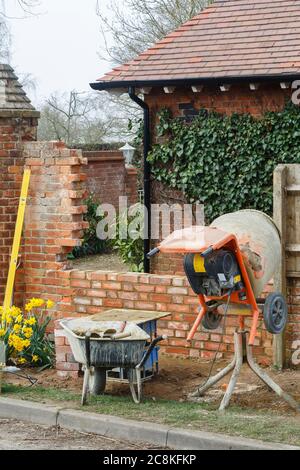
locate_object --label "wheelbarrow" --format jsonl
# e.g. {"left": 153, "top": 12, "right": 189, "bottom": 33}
{"left": 60, "top": 319, "right": 166, "bottom": 405}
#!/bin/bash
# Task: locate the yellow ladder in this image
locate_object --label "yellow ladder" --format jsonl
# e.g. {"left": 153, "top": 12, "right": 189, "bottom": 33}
{"left": 3, "top": 169, "right": 31, "bottom": 310}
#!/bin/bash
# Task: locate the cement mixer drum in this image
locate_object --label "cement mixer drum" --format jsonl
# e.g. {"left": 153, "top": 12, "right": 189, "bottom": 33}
{"left": 211, "top": 210, "right": 281, "bottom": 298}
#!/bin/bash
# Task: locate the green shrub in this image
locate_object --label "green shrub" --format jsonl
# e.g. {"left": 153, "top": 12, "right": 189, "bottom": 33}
{"left": 109, "top": 204, "right": 144, "bottom": 272}
{"left": 148, "top": 104, "right": 300, "bottom": 223}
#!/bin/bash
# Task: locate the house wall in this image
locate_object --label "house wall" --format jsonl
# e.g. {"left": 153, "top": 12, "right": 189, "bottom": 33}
{"left": 145, "top": 82, "right": 291, "bottom": 275}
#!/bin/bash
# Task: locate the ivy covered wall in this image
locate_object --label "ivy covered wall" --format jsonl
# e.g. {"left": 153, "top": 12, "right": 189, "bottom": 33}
{"left": 148, "top": 103, "right": 300, "bottom": 223}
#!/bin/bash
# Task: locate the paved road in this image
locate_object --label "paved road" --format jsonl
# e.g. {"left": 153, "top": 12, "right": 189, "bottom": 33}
{"left": 0, "top": 419, "right": 158, "bottom": 450}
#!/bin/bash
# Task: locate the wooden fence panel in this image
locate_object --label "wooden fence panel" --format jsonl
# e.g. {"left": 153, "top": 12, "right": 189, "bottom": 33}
{"left": 274, "top": 164, "right": 300, "bottom": 368}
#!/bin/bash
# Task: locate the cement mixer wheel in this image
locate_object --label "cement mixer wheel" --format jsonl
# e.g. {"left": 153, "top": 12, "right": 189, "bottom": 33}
{"left": 263, "top": 293, "right": 288, "bottom": 335}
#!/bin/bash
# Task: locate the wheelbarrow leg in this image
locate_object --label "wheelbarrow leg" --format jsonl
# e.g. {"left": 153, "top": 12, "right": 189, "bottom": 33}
{"left": 129, "top": 368, "right": 143, "bottom": 404}
{"left": 81, "top": 366, "right": 91, "bottom": 406}
{"left": 82, "top": 331, "right": 92, "bottom": 406}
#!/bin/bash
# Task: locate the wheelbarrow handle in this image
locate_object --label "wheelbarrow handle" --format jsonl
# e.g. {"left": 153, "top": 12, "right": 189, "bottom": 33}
{"left": 147, "top": 247, "right": 160, "bottom": 259}
{"left": 136, "top": 335, "right": 167, "bottom": 370}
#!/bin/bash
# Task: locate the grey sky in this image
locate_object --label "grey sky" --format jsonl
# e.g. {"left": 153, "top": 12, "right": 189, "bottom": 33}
{"left": 7, "top": 0, "right": 114, "bottom": 105}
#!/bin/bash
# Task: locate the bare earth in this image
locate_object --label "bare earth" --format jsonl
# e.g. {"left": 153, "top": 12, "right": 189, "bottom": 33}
{"left": 71, "top": 253, "right": 129, "bottom": 272}
{"left": 9, "top": 355, "right": 300, "bottom": 414}
{"left": 0, "top": 419, "right": 157, "bottom": 450}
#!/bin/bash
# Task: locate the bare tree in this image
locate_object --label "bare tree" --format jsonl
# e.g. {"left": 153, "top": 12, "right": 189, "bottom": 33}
{"left": 0, "top": 1, "right": 41, "bottom": 18}
{"left": 97, "top": 0, "right": 213, "bottom": 64}
{"left": 0, "top": 0, "right": 41, "bottom": 62}
{"left": 38, "top": 90, "right": 133, "bottom": 146}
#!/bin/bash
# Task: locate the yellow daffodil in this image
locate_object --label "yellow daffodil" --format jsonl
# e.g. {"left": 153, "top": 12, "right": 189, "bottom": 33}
{"left": 25, "top": 317, "right": 36, "bottom": 326}
{"left": 23, "top": 339, "right": 30, "bottom": 349}
{"left": 46, "top": 300, "right": 55, "bottom": 309}
{"left": 25, "top": 298, "right": 45, "bottom": 311}
{"left": 18, "top": 358, "right": 27, "bottom": 365}
{"left": 13, "top": 324, "right": 21, "bottom": 334}
{"left": 32, "top": 355, "right": 39, "bottom": 363}
{"left": 15, "top": 314, "right": 23, "bottom": 324}
{"left": 23, "top": 327, "right": 33, "bottom": 339}
{"left": 0, "top": 328, "right": 5, "bottom": 337}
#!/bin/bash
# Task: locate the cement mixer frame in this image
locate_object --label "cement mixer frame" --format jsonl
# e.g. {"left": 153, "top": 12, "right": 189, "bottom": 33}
{"left": 185, "top": 232, "right": 261, "bottom": 346}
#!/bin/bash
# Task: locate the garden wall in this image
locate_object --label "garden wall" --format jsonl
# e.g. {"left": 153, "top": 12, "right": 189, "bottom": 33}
{"left": 0, "top": 113, "right": 39, "bottom": 304}
{"left": 53, "top": 270, "right": 275, "bottom": 378}
{"left": 83, "top": 150, "right": 138, "bottom": 207}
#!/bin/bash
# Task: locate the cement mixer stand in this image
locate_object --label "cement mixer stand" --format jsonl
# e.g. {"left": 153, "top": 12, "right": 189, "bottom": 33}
{"left": 191, "top": 331, "right": 300, "bottom": 412}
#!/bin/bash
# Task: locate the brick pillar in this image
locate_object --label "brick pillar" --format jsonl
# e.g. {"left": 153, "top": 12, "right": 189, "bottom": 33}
{"left": 0, "top": 64, "right": 40, "bottom": 304}
{"left": 23, "top": 142, "right": 88, "bottom": 306}
{"left": 125, "top": 165, "right": 138, "bottom": 205}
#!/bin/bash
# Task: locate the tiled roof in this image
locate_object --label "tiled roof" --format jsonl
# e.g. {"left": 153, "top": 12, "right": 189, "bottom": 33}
{"left": 95, "top": 0, "right": 300, "bottom": 86}
{"left": 0, "top": 64, "right": 36, "bottom": 110}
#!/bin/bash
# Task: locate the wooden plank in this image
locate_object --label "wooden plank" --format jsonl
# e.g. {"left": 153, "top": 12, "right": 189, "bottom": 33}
{"left": 286, "top": 244, "right": 300, "bottom": 253}
{"left": 89, "top": 309, "right": 171, "bottom": 324}
{"left": 3, "top": 169, "right": 30, "bottom": 311}
{"left": 287, "top": 272, "right": 300, "bottom": 278}
{"left": 286, "top": 184, "right": 300, "bottom": 194}
{"left": 273, "top": 165, "right": 287, "bottom": 369}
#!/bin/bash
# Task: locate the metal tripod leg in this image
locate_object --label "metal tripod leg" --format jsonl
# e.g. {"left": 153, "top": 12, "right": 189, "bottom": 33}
{"left": 191, "top": 355, "right": 236, "bottom": 398}
{"left": 246, "top": 336, "right": 300, "bottom": 413}
{"left": 192, "top": 330, "right": 300, "bottom": 413}
{"left": 219, "top": 331, "right": 244, "bottom": 411}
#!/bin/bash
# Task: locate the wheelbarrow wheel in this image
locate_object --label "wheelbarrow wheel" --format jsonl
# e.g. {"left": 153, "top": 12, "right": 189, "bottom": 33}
{"left": 263, "top": 292, "right": 288, "bottom": 335}
{"left": 202, "top": 311, "right": 222, "bottom": 331}
{"left": 89, "top": 367, "right": 107, "bottom": 396}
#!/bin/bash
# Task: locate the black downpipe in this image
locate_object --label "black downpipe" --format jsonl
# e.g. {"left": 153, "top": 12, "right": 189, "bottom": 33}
{"left": 128, "top": 86, "right": 151, "bottom": 273}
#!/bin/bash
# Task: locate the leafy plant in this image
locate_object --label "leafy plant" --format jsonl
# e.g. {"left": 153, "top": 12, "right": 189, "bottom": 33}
{"left": 0, "top": 299, "right": 55, "bottom": 368}
{"left": 70, "top": 194, "right": 108, "bottom": 259}
{"left": 148, "top": 104, "right": 300, "bottom": 223}
{"left": 109, "top": 204, "right": 144, "bottom": 272}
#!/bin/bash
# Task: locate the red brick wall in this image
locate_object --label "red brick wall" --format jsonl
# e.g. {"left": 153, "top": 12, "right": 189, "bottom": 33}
{"left": 287, "top": 280, "right": 300, "bottom": 361}
{"left": 22, "top": 141, "right": 89, "bottom": 303}
{"left": 146, "top": 82, "right": 290, "bottom": 275}
{"left": 83, "top": 151, "right": 138, "bottom": 207}
{"left": 53, "top": 270, "right": 277, "bottom": 378}
{"left": 0, "top": 110, "right": 39, "bottom": 305}
{"left": 145, "top": 82, "right": 289, "bottom": 122}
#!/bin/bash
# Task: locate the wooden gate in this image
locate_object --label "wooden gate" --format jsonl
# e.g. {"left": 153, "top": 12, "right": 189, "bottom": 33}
{"left": 274, "top": 164, "right": 300, "bottom": 368}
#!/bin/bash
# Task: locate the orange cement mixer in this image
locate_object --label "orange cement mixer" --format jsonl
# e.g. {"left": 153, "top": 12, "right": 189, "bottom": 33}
{"left": 147, "top": 210, "right": 288, "bottom": 346}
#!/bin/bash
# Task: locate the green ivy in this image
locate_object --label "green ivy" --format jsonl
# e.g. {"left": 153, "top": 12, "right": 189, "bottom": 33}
{"left": 148, "top": 104, "right": 300, "bottom": 223}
